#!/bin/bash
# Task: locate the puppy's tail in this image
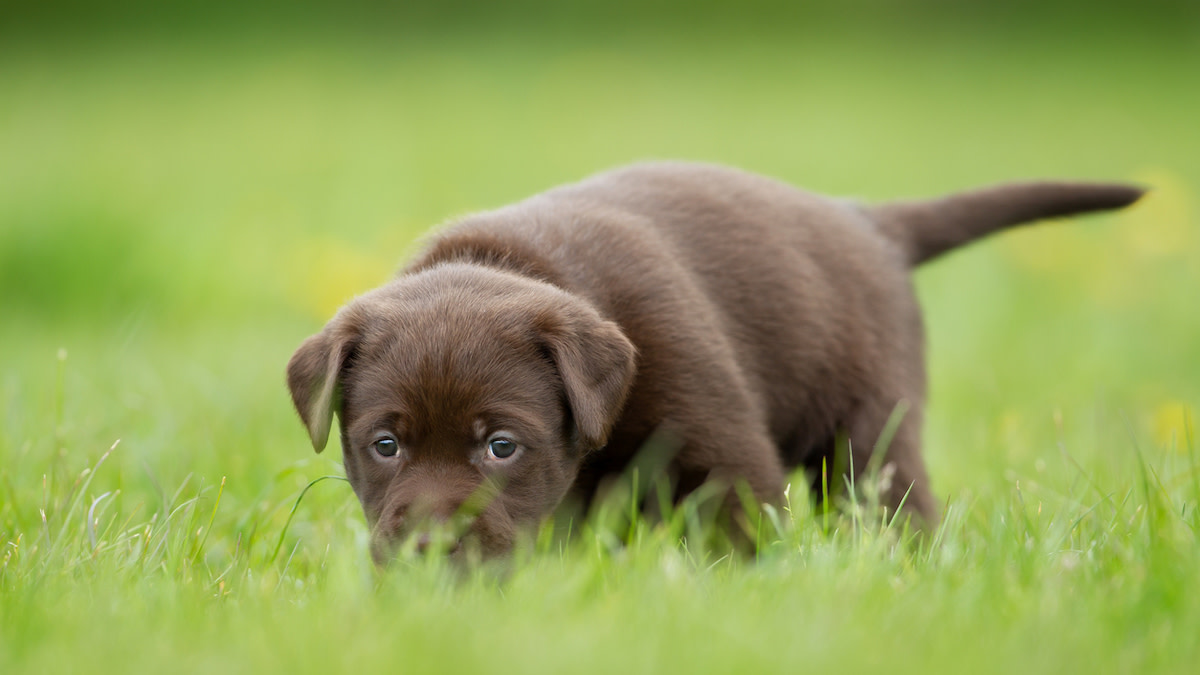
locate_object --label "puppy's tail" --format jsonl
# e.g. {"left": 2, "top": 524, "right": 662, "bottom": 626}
{"left": 868, "top": 181, "right": 1145, "bottom": 266}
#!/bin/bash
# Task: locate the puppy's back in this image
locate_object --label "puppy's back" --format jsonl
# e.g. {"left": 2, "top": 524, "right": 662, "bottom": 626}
{"left": 416, "top": 162, "right": 913, "bottom": 456}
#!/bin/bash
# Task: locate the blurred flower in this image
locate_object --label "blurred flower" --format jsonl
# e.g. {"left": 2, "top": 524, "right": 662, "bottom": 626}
{"left": 286, "top": 236, "right": 396, "bottom": 320}
{"left": 1120, "top": 168, "right": 1195, "bottom": 259}
{"left": 1151, "top": 401, "right": 1194, "bottom": 452}
{"left": 999, "top": 167, "right": 1197, "bottom": 308}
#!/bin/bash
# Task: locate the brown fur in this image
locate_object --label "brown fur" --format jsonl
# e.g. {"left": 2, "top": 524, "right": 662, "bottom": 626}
{"left": 286, "top": 162, "right": 1143, "bottom": 559}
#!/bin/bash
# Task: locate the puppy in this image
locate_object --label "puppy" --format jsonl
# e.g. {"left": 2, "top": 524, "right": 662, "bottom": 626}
{"left": 287, "top": 162, "right": 1142, "bottom": 559}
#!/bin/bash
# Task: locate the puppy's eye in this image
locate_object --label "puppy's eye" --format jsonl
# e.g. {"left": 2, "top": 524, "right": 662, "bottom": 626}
{"left": 372, "top": 436, "right": 399, "bottom": 457}
{"left": 487, "top": 438, "right": 517, "bottom": 459}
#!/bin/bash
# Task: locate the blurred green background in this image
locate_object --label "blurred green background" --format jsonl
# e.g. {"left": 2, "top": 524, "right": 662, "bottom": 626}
{"left": 2, "top": 3, "right": 1199, "bottom": 673}
{"left": 1, "top": 0, "right": 1198, "bottom": 547}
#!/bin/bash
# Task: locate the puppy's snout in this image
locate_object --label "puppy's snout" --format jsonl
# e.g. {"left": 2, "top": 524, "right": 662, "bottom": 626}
{"left": 414, "top": 532, "right": 463, "bottom": 556}
{"left": 374, "top": 495, "right": 470, "bottom": 557}
{"left": 403, "top": 494, "right": 461, "bottom": 527}
{"left": 368, "top": 468, "right": 512, "bottom": 564}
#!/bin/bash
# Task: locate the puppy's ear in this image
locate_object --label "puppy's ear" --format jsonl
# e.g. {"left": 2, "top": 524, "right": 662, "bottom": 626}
{"left": 286, "top": 316, "right": 361, "bottom": 453}
{"left": 540, "top": 304, "right": 637, "bottom": 450}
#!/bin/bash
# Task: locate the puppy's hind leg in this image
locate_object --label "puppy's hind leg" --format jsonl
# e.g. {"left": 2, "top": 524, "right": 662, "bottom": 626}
{"left": 847, "top": 394, "right": 939, "bottom": 529}
{"left": 673, "top": 421, "right": 789, "bottom": 545}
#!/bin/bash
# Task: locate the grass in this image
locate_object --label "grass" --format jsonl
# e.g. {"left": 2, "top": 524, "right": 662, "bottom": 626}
{"left": 2, "top": 25, "right": 1200, "bottom": 673}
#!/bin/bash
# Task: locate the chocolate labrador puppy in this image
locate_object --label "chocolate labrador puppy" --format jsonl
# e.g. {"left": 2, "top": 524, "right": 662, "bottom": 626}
{"left": 287, "top": 162, "right": 1141, "bottom": 559}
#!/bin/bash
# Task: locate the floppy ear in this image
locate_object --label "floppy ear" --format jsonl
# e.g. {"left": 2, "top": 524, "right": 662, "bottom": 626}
{"left": 540, "top": 304, "right": 637, "bottom": 451}
{"left": 286, "top": 320, "right": 360, "bottom": 453}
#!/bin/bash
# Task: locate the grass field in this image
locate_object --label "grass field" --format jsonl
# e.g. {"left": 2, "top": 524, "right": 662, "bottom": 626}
{"left": 2, "top": 19, "right": 1199, "bottom": 673}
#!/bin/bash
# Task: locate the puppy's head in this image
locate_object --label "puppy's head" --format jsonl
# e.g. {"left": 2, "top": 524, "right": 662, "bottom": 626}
{"left": 286, "top": 263, "right": 636, "bottom": 562}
